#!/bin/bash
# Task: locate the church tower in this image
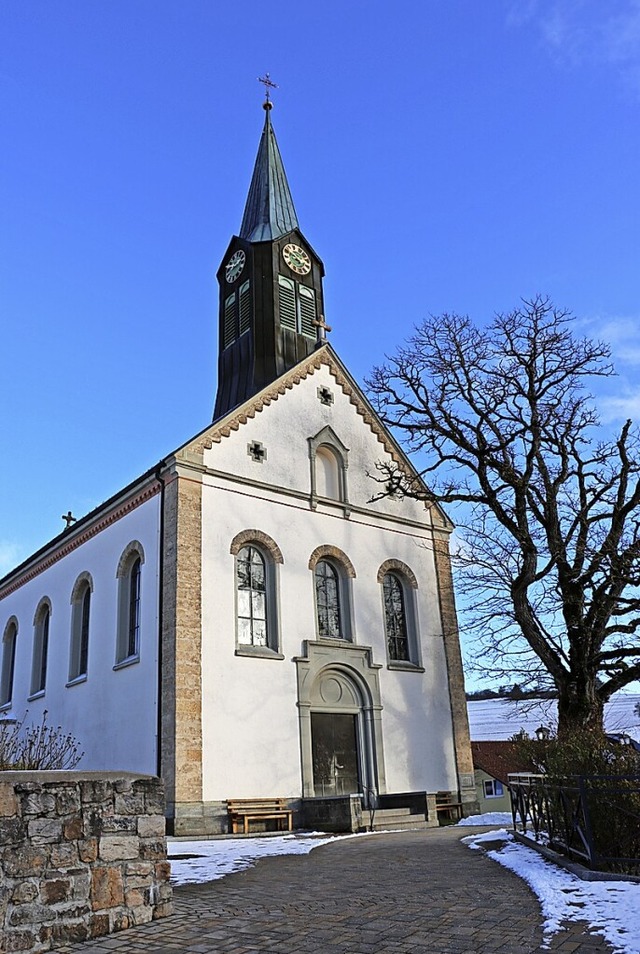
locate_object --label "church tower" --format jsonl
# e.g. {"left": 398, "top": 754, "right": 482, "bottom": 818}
{"left": 213, "top": 101, "right": 327, "bottom": 420}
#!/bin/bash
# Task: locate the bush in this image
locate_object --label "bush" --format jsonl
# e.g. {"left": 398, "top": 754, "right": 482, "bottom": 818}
{"left": 0, "top": 710, "right": 84, "bottom": 770}
{"left": 512, "top": 731, "right": 640, "bottom": 873}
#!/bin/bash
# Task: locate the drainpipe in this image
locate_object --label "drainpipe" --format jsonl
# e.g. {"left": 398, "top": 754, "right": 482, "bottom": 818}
{"left": 155, "top": 461, "right": 167, "bottom": 779}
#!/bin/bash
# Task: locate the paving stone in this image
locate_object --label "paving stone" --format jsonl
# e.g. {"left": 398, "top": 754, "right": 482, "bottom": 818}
{"left": 62, "top": 828, "right": 615, "bottom": 954}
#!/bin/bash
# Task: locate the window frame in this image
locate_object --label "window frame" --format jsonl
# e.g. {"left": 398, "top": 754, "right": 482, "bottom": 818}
{"left": 377, "top": 561, "right": 423, "bottom": 671}
{"left": 68, "top": 573, "right": 93, "bottom": 685}
{"left": 115, "top": 542, "right": 145, "bottom": 668}
{"left": 30, "top": 598, "right": 51, "bottom": 699}
{"left": 230, "top": 531, "right": 283, "bottom": 660}
{"left": 483, "top": 779, "right": 504, "bottom": 799}
{"left": 0, "top": 617, "right": 18, "bottom": 709}
{"left": 309, "top": 547, "right": 356, "bottom": 643}
{"left": 308, "top": 426, "right": 350, "bottom": 516}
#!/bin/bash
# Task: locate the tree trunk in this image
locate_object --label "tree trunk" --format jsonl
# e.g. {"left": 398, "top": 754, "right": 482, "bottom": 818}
{"left": 556, "top": 676, "right": 605, "bottom": 737}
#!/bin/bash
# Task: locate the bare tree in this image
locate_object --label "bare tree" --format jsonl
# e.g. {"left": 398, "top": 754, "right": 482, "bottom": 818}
{"left": 367, "top": 296, "right": 640, "bottom": 735}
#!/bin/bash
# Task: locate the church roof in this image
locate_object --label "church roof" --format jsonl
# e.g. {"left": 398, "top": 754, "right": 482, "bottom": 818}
{"left": 239, "top": 105, "right": 299, "bottom": 242}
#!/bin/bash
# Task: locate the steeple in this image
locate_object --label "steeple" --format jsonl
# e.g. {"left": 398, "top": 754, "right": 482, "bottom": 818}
{"left": 239, "top": 104, "right": 299, "bottom": 243}
{"left": 213, "top": 100, "right": 326, "bottom": 422}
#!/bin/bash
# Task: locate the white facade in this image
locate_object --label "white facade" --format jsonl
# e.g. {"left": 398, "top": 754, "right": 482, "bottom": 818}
{"left": 1, "top": 348, "right": 476, "bottom": 833}
{"left": 0, "top": 485, "right": 161, "bottom": 775}
{"left": 198, "top": 362, "right": 459, "bottom": 802}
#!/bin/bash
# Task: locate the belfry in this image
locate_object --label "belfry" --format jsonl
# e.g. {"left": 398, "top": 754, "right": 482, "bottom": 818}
{"left": 214, "top": 102, "right": 326, "bottom": 419}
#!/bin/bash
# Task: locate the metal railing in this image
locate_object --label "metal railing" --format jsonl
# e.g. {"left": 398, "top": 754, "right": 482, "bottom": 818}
{"left": 509, "top": 772, "right": 640, "bottom": 874}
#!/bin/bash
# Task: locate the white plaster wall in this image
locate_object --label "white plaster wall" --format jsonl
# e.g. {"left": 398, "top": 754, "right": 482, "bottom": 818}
{"left": 202, "top": 363, "right": 434, "bottom": 526}
{"left": 0, "top": 495, "right": 161, "bottom": 775}
{"left": 199, "top": 370, "right": 459, "bottom": 800}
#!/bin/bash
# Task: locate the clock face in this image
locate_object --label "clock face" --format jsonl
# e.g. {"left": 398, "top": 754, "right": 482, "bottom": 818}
{"left": 283, "top": 243, "right": 311, "bottom": 275}
{"left": 225, "top": 249, "right": 246, "bottom": 283}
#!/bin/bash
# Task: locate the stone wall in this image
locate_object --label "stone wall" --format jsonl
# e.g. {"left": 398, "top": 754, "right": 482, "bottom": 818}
{"left": 0, "top": 771, "right": 173, "bottom": 953}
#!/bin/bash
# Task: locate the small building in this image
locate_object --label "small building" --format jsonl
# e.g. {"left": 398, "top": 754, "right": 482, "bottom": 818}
{"left": 470, "top": 741, "right": 532, "bottom": 815}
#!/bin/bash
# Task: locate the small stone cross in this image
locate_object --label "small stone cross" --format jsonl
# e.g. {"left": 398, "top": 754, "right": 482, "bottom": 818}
{"left": 318, "top": 386, "right": 334, "bottom": 406}
{"left": 247, "top": 441, "right": 267, "bottom": 463}
{"left": 62, "top": 511, "right": 76, "bottom": 528}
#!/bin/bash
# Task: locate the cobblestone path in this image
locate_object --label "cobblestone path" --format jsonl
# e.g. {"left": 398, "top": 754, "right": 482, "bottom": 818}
{"left": 62, "top": 827, "right": 615, "bottom": 953}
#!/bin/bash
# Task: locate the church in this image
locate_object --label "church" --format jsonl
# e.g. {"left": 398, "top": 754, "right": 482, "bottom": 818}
{"left": 0, "top": 101, "right": 478, "bottom": 835}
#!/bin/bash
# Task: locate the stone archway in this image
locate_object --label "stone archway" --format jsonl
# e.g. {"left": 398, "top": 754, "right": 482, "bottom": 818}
{"left": 295, "top": 642, "right": 387, "bottom": 807}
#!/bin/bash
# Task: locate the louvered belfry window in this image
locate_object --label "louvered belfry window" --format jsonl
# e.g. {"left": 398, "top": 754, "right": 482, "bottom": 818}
{"left": 299, "top": 286, "right": 316, "bottom": 338}
{"left": 278, "top": 275, "right": 296, "bottom": 330}
{"left": 223, "top": 293, "right": 236, "bottom": 349}
{"left": 278, "top": 275, "right": 317, "bottom": 338}
{"left": 239, "top": 280, "right": 251, "bottom": 335}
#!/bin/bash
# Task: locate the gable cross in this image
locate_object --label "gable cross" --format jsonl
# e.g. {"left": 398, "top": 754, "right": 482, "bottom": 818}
{"left": 62, "top": 511, "right": 76, "bottom": 528}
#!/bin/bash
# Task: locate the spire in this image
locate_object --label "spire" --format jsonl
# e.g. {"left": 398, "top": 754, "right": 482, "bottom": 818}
{"left": 239, "top": 103, "right": 299, "bottom": 242}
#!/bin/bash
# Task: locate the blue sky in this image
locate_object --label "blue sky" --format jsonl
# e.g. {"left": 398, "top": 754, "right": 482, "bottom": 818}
{"left": 1, "top": 2, "right": 639, "bottom": 632}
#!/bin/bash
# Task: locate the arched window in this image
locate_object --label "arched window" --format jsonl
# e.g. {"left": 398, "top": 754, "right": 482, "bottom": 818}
{"left": 237, "top": 546, "right": 268, "bottom": 647}
{"left": 69, "top": 574, "right": 92, "bottom": 683}
{"left": 116, "top": 543, "right": 145, "bottom": 665}
{"left": 383, "top": 574, "right": 409, "bottom": 662}
{"left": 378, "top": 561, "right": 421, "bottom": 668}
{"left": 231, "top": 531, "right": 283, "bottom": 657}
{"left": 315, "top": 560, "right": 342, "bottom": 639}
{"left": 309, "top": 546, "right": 356, "bottom": 642}
{"left": 308, "top": 426, "right": 350, "bottom": 514}
{"left": 31, "top": 600, "right": 51, "bottom": 696}
{"left": 315, "top": 446, "right": 340, "bottom": 499}
{"left": 1, "top": 618, "right": 18, "bottom": 708}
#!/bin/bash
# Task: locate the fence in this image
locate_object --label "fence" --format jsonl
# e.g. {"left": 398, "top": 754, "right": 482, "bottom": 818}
{"left": 509, "top": 772, "right": 640, "bottom": 875}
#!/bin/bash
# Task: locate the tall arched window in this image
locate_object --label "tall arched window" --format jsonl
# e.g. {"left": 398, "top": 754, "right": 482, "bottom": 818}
{"left": 378, "top": 561, "right": 421, "bottom": 668}
{"left": 237, "top": 545, "right": 268, "bottom": 647}
{"left": 0, "top": 618, "right": 18, "bottom": 708}
{"left": 315, "top": 560, "right": 342, "bottom": 639}
{"left": 31, "top": 600, "right": 51, "bottom": 696}
{"left": 383, "top": 573, "right": 409, "bottom": 662}
{"left": 309, "top": 545, "right": 356, "bottom": 642}
{"left": 230, "top": 530, "right": 283, "bottom": 657}
{"left": 116, "top": 542, "right": 145, "bottom": 665}
{"left": 69, "top": 574, "right": 92, "bottom": 683}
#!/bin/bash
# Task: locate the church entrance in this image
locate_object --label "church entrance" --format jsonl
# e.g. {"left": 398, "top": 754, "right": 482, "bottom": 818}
{"left": 311, "top": 712, "right": 360, "bottom": 796}
{"left": 295, "top": 643, "right": 388, "bottom": 808}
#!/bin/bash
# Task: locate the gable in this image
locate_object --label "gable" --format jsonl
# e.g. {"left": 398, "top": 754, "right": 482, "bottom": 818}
{"left": 175, "top": 347, "right": 450, "bottom": 529}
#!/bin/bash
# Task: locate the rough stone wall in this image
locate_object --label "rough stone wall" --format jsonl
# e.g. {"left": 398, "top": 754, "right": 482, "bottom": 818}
{"left": 432, "top": 530, "right": 481, "bottom": 815}
{"left": 0, "top": 771, "right": 172, "bottom": 954}
{"left": 161, "top": 466, "right": 204, "bottom": 834}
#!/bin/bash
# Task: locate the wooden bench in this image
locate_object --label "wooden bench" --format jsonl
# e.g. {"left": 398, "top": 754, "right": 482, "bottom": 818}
{"left": 434, "top": 791, "right": 463, "bottom": 824}
{"left": 227, "top": 798, "right": 293, "bottom": 835}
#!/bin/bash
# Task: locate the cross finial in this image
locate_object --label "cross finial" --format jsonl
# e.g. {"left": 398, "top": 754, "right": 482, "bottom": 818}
{"left": 258, "top": 72, "right": 278, "bottom": 110}
{"left": 62, "top": 511, "right": 76, "bottom": 529}
{"left": 312, "top": 315, "right": 332, "bottom": 347}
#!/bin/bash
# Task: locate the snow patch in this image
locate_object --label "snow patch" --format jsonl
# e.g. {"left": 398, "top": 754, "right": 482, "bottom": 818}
{"left": 464, "top": 829, "right": 640, "bottom": 954}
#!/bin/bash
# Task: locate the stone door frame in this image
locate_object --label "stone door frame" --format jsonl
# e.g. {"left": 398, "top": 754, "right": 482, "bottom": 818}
{"left": 294, "top": 640, "right": 387, "bottom": 805}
